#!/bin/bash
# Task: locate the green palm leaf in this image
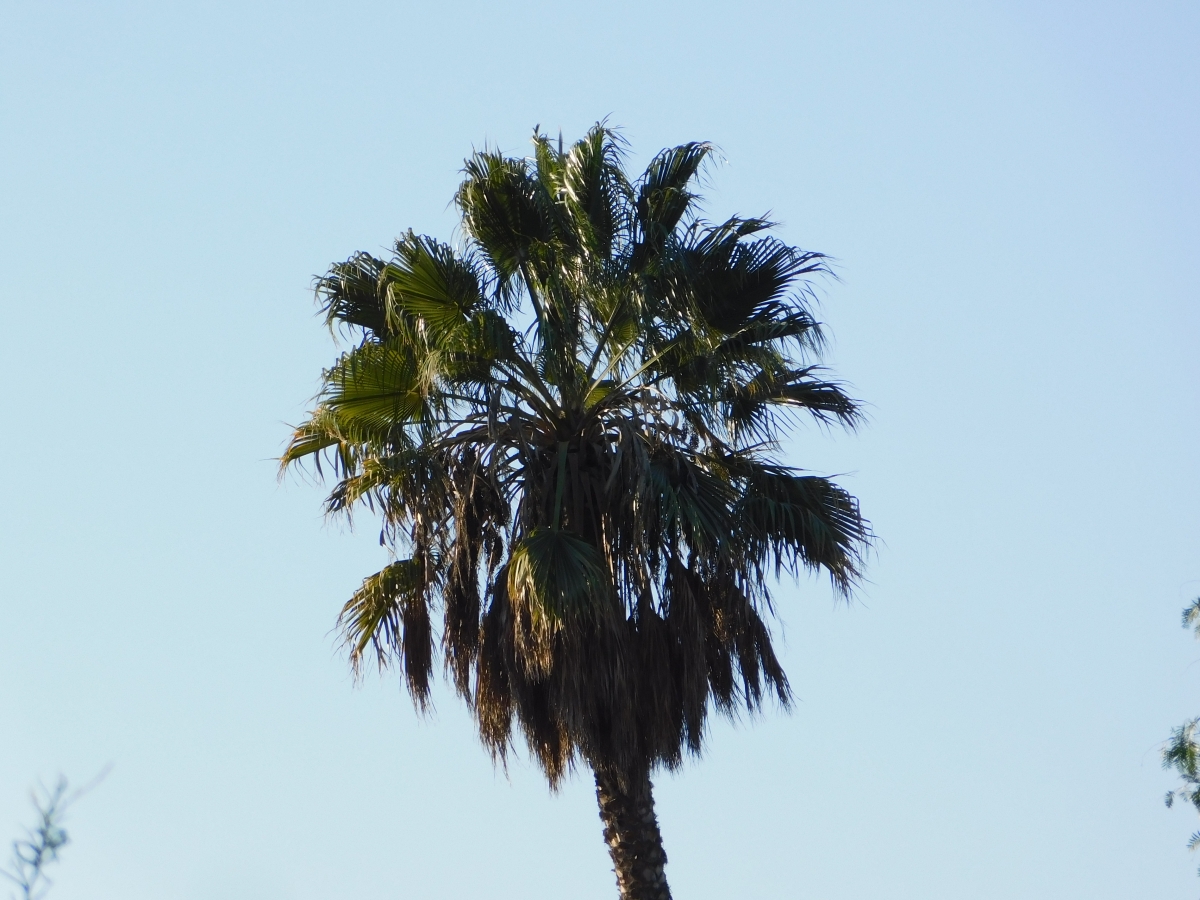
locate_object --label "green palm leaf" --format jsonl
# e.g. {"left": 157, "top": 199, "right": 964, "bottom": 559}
{"left": 735, "top": 465, "right": 867, "bottom": 594}
{"left": 339, "top": 558, "right": 434, "bottom": 706}
{"left": 316, "top": 252, "right": 390, "bottom": 337}
{"left": 383, "top": 232, "right": 484, "bottom": 338}
{"left": 507, "top": 527, "right": 610, "bottom": 625}
{"left": 633, "top": 142, "right": 712, "bottom": 263}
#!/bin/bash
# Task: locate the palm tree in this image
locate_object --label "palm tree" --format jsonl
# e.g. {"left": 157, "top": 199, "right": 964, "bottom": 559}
{"left": 283, "top": 124, "right": 869, "bottom": 899}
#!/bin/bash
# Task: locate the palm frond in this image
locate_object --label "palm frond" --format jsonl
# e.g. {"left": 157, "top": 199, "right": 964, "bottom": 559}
{"left": 456, "top": 149, "right": 552, "bottom": 287}
{"left": 384, "top": 232, "right": 484, "bottom": 337}
{"left": 735, "top": 465, "right": 869, "bottom": 594}
{"left": 339, "top": 559, "right": 435, "bottom": 707}
{"left": 316, "top": 252, "right": 390, "bottom": 338}
{"left": 633, "top": 142, "right": 713, "bottom": 263}
{"left": 507, "top": 528, "right": 611, "bottom": 627}
{"left": 321, "top": 343, "right": 431, "bottom": 432}
{"left": 1183, "top": 597, "right": 1200, "bottom": 636}
{"left": 560, "top": 123, "right": 631, "bottom": 260}
{"left": 724, "top": 366, "right": 862, "bottom": 440}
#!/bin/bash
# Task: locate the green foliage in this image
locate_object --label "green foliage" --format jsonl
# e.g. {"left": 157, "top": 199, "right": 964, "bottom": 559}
{"left": 284, "top": 124, "right": 871, "bottom": 787}
{"left": 1164, "top": 598, "right": 1200, "bottom": 868}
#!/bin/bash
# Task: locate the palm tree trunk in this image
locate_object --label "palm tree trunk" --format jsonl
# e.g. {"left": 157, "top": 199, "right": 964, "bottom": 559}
{"left": 594, "top": 767, "right": 672, "bottom": 900}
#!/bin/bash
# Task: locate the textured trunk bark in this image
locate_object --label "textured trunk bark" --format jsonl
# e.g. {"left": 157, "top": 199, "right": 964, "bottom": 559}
{"left": 594, "top": 767, "right": 672, "bottom": 900}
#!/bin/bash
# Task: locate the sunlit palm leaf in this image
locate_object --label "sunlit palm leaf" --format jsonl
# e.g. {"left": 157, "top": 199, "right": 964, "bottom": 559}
{"left": 507, "top": 527, "right": 610, "bottom": 625}
{"left": 339, "top": 558, "right": 434, "bottom": 706}
{"left": 316, "top": 252, "right": 390, "bottom": 337}
{"left": 384, "top": 232, "right": 484, "bottom": 338}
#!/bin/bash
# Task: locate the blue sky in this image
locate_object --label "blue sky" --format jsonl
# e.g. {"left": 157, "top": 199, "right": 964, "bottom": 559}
{"left": 1, "top": 1, "right": 1197, "bottom": 897}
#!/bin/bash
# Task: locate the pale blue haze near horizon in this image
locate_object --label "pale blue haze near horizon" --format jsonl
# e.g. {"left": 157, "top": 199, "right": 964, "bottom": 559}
{"left": 1, "top": 1, "right": 1197, "bottom": 896}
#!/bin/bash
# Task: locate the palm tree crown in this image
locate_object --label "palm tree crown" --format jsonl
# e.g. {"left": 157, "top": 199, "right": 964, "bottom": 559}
{"left": 283, "top": 124, "right": 869, "bottom": 793}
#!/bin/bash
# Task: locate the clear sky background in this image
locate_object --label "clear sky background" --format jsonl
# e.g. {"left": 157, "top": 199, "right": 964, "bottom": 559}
{"left": 1, "top": 1, "right": 1197, "bottom": 897}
